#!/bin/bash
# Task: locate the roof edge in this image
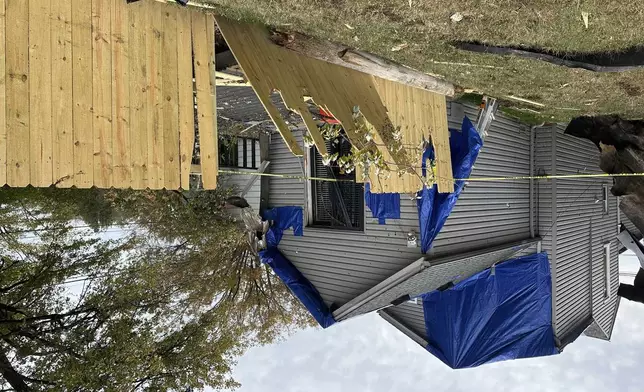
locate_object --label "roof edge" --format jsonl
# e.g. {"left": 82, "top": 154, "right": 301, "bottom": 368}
{"left": 379, "top": 309, "right": 428, "bottom": 348}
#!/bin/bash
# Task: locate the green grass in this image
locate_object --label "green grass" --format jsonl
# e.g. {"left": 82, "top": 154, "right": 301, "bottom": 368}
{"left": 202, "top": 0, "right": 644, "bottom": 122}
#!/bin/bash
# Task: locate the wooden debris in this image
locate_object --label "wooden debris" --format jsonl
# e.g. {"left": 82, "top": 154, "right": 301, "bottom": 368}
{"left": 505, "top": 95, "right": 546, "bottom": 107}
{"left": 217, "top": 17, "right": 455, "bottom": 194}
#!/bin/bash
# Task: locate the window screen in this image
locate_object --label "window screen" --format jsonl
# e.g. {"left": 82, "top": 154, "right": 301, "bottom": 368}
{"left": 310, "top": 134, "right": 364, "bottom": 230}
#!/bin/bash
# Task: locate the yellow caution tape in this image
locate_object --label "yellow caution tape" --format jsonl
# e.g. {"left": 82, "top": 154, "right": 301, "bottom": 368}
{"left": 218, "top": 169, "right": 641, "bottom": 184}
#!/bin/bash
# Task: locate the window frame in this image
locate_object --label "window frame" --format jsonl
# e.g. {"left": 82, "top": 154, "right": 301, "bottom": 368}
{"left": 218, "top": 136, "right": 259, "bottom": 170}
{"left": 603, "top": 242, "right": 611, "bottom": 301}
{"left": 308, "top": 139, "right": 365, "bottom": 231}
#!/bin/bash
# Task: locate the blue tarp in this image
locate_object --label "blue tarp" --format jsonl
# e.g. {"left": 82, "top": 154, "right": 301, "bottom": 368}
{"left": 364, "top": 183, "right": 401, "bottom": 224}
{"left": 262, "top": 206, "right": 303, "bottom": 248}
{"left": 421, "top": 252, "right": 558, "bottom": 369}
{"left": 259, "top": 206, "right": 336, "bottom": 328}
{"left": 259, "top": 247, "right": 336, "bottom": 328}
{"left": 418, "top": 116, "right": 483, "bottom": 253}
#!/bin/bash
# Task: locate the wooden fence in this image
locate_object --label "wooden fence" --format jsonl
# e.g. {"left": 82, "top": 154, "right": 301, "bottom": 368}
{"left": 0, "top": 0, "right": 218, "bottom": 189}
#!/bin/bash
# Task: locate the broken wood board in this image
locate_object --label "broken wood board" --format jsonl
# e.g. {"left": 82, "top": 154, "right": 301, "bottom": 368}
{"left": 0, "top": 0, "right": 217, "bottom": 190}
{"left": 216, "top": 16, "right": 454, "bottom": 194}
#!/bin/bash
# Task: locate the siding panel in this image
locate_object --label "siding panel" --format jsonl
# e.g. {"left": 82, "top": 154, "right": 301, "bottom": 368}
{"left": 387, "top": 302, "right": 427, "bottom": 340}
{"left": 550, "top": 125, "right": 619, "bottom": 342}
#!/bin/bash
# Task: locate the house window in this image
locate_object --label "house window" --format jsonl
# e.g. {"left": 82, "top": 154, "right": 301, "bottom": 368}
{"left": 219, "top": 137, "right": 258, "bottom": 169}
{"left": 310, "top": 133, "right": 364, "bottom": 230}
{"left": 604, "top": 243, "right": 611, "bottom": 299}
{"left": 603, "top": 184, "right": 609, "bottom": 214}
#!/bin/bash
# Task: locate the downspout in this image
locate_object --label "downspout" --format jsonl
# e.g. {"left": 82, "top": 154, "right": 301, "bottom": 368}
{"left": 529, "top": 126, "right": 536, "bottom": 239}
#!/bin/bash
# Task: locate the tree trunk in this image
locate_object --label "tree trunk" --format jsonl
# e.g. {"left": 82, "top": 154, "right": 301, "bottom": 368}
{"left": 0, "top": 350, "right": 31, "bottom": 392}
{"left": 269, "top": 30, "right": 456, "bottom": 97}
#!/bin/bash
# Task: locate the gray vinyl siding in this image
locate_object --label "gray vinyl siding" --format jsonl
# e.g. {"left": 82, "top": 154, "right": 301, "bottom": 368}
{"left": 535, "top": 125, "right": 555, "bottom": 264}
{"left": 268, "top": 103, "right": 534, "bottom": 307}
{"left": 268, "top": 131, "right": 306, "bottom": 207}
{"left": 436, "top": 105, "right": 532, "bottom": 254}
{"left": 386, "top": 302, "right": 427, "bottom": 341}
{"left": 555, "top": 125, "right": 619, "bottom": 340}
{"left": 536, "top": 125, "right": 620, "bottom": 343}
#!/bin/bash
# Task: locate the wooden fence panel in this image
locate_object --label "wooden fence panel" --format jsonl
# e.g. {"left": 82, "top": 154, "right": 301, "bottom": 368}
{"left": 0, "top": 0, "right": 215, "bottom": 190}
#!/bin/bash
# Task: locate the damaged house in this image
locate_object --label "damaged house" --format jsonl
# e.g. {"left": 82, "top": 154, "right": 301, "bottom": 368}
{"left": 217, "top": 84, "right": 626, "bottom": 368}
{"left": 212, "top": 17, "right": 631, "bottom": 368}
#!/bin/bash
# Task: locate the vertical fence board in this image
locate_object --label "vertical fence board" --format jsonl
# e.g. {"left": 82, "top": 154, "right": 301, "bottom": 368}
{"left": 72, "top": 0, "right": 93, "bottom": 188}
{"left": 29, "top": 0, "right": 53, "bottom": 187}
{"left": 6, "top": 0, "right": 30, "bottom": 187}
{"left": 177, "top": 9, "right": 194, "bottom": 189}
{"left": 52, "top": 0, "right": 73, "bottom": 187}
{"left": 111, "top": 0, "right": 130, "bottom": 188}
{"left": 0, "top": 0, "right": 6, "bottom": 185}
{"left": 192, "top": 11, "right": 217, "bottom": 189}
{"left": 128, "top": 2, "right": 147, "bottom": 189}
{"left": 147, "top": 5, "right": 164, "bottom": 188}
{"left": 162, "top": 5, "right": 179, "bottom": 190}
{"left": 92, "top": 0, "right": 112, "bottom": 188}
